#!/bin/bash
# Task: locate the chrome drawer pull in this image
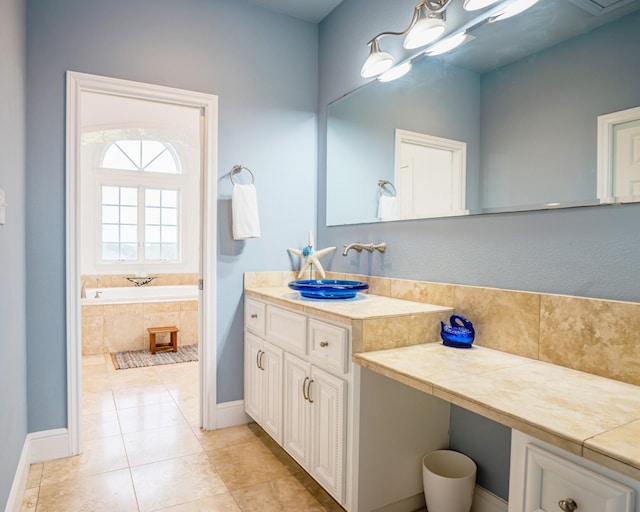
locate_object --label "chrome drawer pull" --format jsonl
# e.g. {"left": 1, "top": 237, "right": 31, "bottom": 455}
{"left": 258, "top": 350, "right": 265, "bottom": 370}
{"left": 256, "top": 350, "right": 262, "bottom": 369}
{"left": 558, "top": 499, "right": 577, "bottom": 512}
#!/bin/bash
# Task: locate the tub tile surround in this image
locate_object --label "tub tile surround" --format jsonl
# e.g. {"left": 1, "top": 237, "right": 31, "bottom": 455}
{"left": 80, "top": 272, "right": 199, "bottom": 355}
{"left": 245, "top": 271, "right": 640, "bottom": 481}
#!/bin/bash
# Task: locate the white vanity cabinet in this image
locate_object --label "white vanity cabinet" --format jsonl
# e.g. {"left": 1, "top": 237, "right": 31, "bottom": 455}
{"left": 244, "top": 332, "right": 283, "bottom": 444}
{"left": 244, "top": 292, "right": 453, "bottom": 512}
{"left": 283, "top": 352, "right": 346, "bottom": 502}
{"left": 244, "top": 297, "right": 350, "bottom": 505}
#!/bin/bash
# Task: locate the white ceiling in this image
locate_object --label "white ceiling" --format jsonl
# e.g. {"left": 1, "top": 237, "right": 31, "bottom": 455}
{"left": 244, "top": 0, "right": 344, "bottom": 23}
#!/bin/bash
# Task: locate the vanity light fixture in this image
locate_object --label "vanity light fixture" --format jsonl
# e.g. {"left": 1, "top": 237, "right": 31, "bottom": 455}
{"left": 426, "top": 32, "right": 474, "bottom": 56}
{"left": 403, "top": 9, "right": 447, "bottom": 49}
{"left": 360, "top": 0, "right": 539, "bottom": 79}
{"left": 378, "top": 61, "right": 413, "bottom": 82}
{"left": 360, "top": 0, "right": 452, "bottom": 78}
{"left": 361, "top": 39, "right": 395, "bottom": 78}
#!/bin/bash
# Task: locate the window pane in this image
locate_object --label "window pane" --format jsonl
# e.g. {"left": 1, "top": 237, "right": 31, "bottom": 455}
{"left": 145, "top": 243, "right": 161, "bottom": 260}
{"left": 146, "top": 225, "right": 161, "bottom": 243}
{"left": 161, "top": 244, "right": 178, "bottom": 260}
{"left": 161, "top": 189, "right": 177, "bottom": 207}
{"left": 120, "top": 206, "right": 137, "bottom": 224}
{"left": 145, "top": 188, "right": 161, "bottom": 207}
{"left": 147, "top": 150, "right": 179, "bottom": 174}
{"left": 120, "top": 244, "right": 138, "bottom": 260}
{"left": 102, "top": 145, "right": 137, "bottom": 171}
{"left": 120, "top": 187, "right": 138, "bottom": 206}
{"left": 141, "top": 141, "right": 166, "bottom": 168}
{"left": 162, "top": 226, "right": 177, "bottom": 243}
{"left": 102, "top": 186, "right": 120, "bottom": 205}
{"left": 161, "top": 208, "right": 177, "bottom": 225}
{"left": 120, "top": 225, "right": 137, "bottom": 243}
{"left": 116, "top": 141, "right": 142, "bottom": 168}
{"left": 102, "top": 225, "right": 119, "bottom": 243}
{"left": 102, "top": 243, "right": 120, "bottom": 261}
{"left": 145, "top": 206, "right": 160, "bottom": 224}
{"left": 102, "top": 205, "right": 119, "bottom": 223}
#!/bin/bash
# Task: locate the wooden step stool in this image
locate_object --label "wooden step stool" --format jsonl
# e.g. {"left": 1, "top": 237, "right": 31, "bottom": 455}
{"left": 148, "top": 326, "right": 179, "bottom": 354}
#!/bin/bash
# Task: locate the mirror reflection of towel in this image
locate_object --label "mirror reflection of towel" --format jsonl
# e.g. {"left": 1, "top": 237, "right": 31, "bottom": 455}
{"left": 378, "top": 195, "right": 398, "bottom": 220}
{"left": 232, "top": 184, "right": 261, "bottom": 240}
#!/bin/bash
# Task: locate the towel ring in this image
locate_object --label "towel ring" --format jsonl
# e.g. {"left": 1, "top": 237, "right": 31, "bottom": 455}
{"left": 230, "top": 164, "right": 254, "bottom": 185}
{"left": 378, "top": 179, "right": 397, "bottom": 197}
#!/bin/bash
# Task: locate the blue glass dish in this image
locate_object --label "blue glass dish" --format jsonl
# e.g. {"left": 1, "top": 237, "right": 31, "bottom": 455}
{"left": 288, "top": 279, "right": 369, "bottom": 300}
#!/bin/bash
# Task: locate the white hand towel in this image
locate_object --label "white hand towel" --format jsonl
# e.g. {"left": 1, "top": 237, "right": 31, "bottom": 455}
{"left": 232, "top": 184, "right": 261, "bottom": 240}
{"left": 378, "top": 195, "right": 398, "bottom": 220}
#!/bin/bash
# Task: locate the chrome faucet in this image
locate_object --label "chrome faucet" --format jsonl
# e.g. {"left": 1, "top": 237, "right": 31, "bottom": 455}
{"left": 342, "top": 242, "right": 387, "bottom": 256}
{"left": 80, "top": 275, "right": 99, "bottom": 298}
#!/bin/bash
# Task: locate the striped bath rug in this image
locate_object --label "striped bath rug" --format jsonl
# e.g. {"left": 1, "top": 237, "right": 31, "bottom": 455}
{"left": 111, "top": 344, "right": 198, "bottom": 370}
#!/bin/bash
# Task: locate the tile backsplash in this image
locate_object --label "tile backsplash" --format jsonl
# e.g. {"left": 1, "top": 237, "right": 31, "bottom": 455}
{"left": 323, "top": 272, "right": 640, "bottom": 387}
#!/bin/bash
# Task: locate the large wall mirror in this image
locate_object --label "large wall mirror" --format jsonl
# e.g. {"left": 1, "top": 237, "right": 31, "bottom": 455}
{"left": 326, "top": 0, "right": 640, "bottom": 226}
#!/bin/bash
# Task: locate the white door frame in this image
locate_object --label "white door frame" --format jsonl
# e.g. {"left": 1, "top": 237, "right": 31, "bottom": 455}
{"left": 597, "top": 105, "right": 640, "bottom": 203}
{"left": 66, "top": 71, "right": 218, "bottom": 455}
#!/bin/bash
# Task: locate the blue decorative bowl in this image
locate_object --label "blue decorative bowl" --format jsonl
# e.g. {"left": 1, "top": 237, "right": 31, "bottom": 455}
{"left": 288, "top": 279, "right": 369, "bottom": 300}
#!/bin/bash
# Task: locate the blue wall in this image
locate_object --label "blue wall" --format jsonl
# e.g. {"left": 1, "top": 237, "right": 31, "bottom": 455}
{"left": 0, "top": 0, "right": 27, "bottom": 507}
{"left": 481, "top": 12, "right": 640, "bottom": 208}
{"left": 25, "top": 0, "right": 318, "bottom": 431}
{"left": 318, "top": 0, "right": 640, "bottom": 500}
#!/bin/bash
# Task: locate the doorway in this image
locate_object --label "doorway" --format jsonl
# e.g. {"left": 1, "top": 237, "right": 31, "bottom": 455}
{"left": 66, "top": 72, "right": 218, "bottom": 454}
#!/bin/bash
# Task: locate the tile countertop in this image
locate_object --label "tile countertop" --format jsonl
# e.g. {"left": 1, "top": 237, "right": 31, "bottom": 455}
{"left": 353, "top": 343, "right": 640, "bottom": 482}
{"left": 245, "top": 285, "right": 640, "bottom": 482}
{"left": 244, "top": 286, "right": 451, "bottom": 322}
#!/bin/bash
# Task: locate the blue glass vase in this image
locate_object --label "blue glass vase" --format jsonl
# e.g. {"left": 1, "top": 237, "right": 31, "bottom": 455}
{"left": 440, "top": 314, "right": 475, "bottom": 348}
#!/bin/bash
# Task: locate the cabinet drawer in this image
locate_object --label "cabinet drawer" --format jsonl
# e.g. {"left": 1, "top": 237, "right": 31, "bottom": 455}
{"left": 523, "top": 444, "right": 634, "bottom": 512}
{"left": 266, "top": 305, "right": 307, "bottom": 355}
{"left": 245, "top": 298, "right": 266, "bottom": 336}
{"left": 309, "top": 319, "right": 348, "bottom": 374}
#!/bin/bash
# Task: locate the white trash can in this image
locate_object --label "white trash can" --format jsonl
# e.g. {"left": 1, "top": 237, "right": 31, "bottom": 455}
{"left": 422, "top": 450, "right": 477, "bottom": 512}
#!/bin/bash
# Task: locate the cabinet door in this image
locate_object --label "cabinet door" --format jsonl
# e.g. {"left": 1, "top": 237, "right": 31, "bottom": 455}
{"left": 261, "top": 343, "right": 283, "bottom": 445}
{"left": 244, "top": 333, "right": 263, "bottom": 423}
{"left": 283, "top": 353, "right": 310, "bottom": 469}
{"left": 310, "top": 365, "right": 346, "bottom": 503}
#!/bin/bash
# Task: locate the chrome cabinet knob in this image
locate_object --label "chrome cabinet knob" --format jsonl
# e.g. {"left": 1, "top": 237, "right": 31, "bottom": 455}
{"left": 558, "top": 499, "right": 577, "bottom": 511}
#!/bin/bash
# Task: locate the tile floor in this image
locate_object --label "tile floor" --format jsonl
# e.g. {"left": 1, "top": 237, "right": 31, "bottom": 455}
{"left": 21, "top": 354, "right": 344, "bottom": 512}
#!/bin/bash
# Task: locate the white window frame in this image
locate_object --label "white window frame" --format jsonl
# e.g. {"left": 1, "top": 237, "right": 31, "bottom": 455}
{"left": 81, "top": 145, "right": 199, "bottom": 276}
{"left": 95, "top": 167, "right": 186, "bottom": 266}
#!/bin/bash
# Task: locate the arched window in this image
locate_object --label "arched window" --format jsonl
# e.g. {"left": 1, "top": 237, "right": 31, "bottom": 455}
{"left": 101, "top": 139, "right": 181, "bottom": 174}
{"left": 97, "top": 139, "right": 184, "bottom": 263}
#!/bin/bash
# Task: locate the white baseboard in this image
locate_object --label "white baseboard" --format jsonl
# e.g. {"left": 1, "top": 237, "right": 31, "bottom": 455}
{"left": 4, "top": 428, "right": 71, "bottom": 512}
{"left": 28, "top": 428, "right": 70, "bottom": 464}
{"left": 216, "top": 400, "right": 250, "bottom": 429}
{"left": 472, "top": 486, "right": 508, "bottom": 512}
{"left": 4, "top": 437, "right": 30, "bottom": 512}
